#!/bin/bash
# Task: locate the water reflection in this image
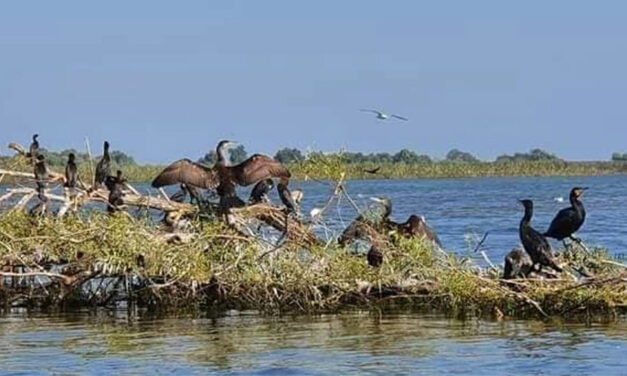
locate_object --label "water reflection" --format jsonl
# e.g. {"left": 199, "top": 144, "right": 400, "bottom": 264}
{"left": 0, "top": 310, "right": 625, "bottom": 375}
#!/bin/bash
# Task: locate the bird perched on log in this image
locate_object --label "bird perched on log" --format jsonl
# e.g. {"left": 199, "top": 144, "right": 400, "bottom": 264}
{"left": 105, "top": 170, "right": 126, "bottom": 213}
{"left": 64, "top": 153, "right": 79, "bottom": 189}
{"left": 371, "top": 197, "right": 442, "bottom": 247}
{"left": 34, "top": 155, "right": 48, "bottom": 202}
{"left": 94, "top": 141, "right": 111, "bottom": 188}
{"left": 169, "top": 183, "right": 202, "bottom": 204}
{"left": 518, "top": 199, "right": 562, "bottom": 274}
{"left": 544, "top": 187, "right": 588, "bottom": 249}
{"left": 28, "top": 134, "right": 39, "bottom": 163}
{"left": 152, "top": 140, "right": 296, "bottom": 214}
{"left": 503, "top": 247, "right": 533, "bottom": 279}
{"left": 248, "top": 179, "right": 274, "bottom": 204}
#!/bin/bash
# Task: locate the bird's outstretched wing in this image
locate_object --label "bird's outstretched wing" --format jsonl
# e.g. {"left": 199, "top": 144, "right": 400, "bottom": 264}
{"left": 363, "top": 166, "right": 381, "bottom": 174}
{"left": 360, "top": 109, "right": 382, "bottom": 115}
{"left": 232, "top": 154, "right": 291, "bottom": 186}
{"left": 152, "top": 159, "right": 218, "bottom": 189}
{"left": 391, "top": 114, "right": 408, "bottom": 121}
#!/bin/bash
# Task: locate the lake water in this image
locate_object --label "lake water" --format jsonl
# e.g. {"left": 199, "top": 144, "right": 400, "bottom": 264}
{"left": 1, "top": 175, "right": 626, "bottom": 375}
{"left": 0, "top": 310, "right": 625, "bottom": 375}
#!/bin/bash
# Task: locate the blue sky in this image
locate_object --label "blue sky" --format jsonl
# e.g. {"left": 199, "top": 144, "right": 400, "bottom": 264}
{"left": 1, "top": 1, "right": 626, "bottom": 163}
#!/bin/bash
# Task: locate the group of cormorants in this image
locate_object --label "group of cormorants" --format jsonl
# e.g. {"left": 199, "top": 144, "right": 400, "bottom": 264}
{"left": 505, "top": 187, "right": 587, "bottom": 279}
{"left": 21, "top": 134, "right": 589, "bottom": 279}
{"left": 28, "top": 135, "right": 125, "bottom": 213}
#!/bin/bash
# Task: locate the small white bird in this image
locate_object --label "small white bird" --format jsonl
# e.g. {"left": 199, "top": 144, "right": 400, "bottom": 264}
{"left": 310, "top": 207, "right": 324, "bottom": 219}
{"left": 360, "top": 109, "right": 408, "bottom": 121}
{"left": 554, "top": 197, "right": 565, "bottom": 203}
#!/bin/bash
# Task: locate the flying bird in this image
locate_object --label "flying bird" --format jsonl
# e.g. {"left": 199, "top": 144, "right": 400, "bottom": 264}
{"left": 363, "top": 166, "right": 381, "bottom": 174}
{"left": 360, "top": 109, "right": 408, "bottom": 121}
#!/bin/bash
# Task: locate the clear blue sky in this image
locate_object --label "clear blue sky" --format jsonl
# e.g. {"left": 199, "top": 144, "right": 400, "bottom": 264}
{"left": 1, "top": 1, "right": 626, "bottom": 163}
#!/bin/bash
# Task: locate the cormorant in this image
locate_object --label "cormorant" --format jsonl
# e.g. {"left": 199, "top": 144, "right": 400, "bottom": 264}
{"left": 363, "top": 166, "right": 381, "bottom": 174}
{"left": 105, "top": 170, "right": 125, "bottom": 213}
{"left": 152, "top": 140, "right": 295, "bottom": 213}
{"left": 65, "top": 153, "right": 79, "bottom": 188}
{"left": 360, "top": 109, "right": 408, "bottom": 121}
{"left": 544, "top": 187, "right": 588, "bottom": 248}
{"left": 169, "top": 184, "right": 202, "bottom": 204}
{"left": 371, "top": 197, "right": 442, "bottom": 247}
{"left": 249, "top": 179, "right": 274, "bottom": 204}
{"left": 518, "top": 199, "right": 562, "bottom": 273}
{"left": 367, "top": 246, "right": 383, "bottom": 267}
{"left": 33, "top": 155, "right": 48, "bottom": 202}
{"left": 503, "top": 247, "right": 533, "bottom": 279}
{"left": 28, "top": 134, "right": 39, "bottom": 163}
{"left": 95, "top": 141, "right": 111, "bottom": 187}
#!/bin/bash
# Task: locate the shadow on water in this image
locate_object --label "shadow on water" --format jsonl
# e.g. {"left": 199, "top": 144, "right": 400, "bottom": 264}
{"left": 0, "top": 309, "right": 625, "bottom": 375}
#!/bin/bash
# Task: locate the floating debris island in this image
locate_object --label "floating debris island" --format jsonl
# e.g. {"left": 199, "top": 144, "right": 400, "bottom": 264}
{"left": 0, "top": 141, "right": 625, "bottom": 320}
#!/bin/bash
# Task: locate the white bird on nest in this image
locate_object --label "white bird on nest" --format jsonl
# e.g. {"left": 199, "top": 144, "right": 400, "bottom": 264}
{"left": 360, "top": 109, "right": 408, "bottom": 121}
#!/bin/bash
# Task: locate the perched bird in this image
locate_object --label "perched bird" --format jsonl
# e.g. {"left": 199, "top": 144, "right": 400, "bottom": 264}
{"left": 28, "top": 134, "right": 40, "bottom": 163}
{"left": 64, "top": 153, "right": 79, "bottom": 188}
{"left": 33, "top": 155, "right": 48, "bottom": 202}
{"left": 94, "top": 141, "right": 111, "bottom": 187}
{"left": 367, "top": 246, "right": 383, "bottom": 268}
{"left": 544, "top": 187, "right": 588, "bottom": 248}
{"left": 152, "top": 140, "right": 296, "bottom": 214}
{"left": 518, "top": 199, "right": 562, "bottom": 273}
{"left": 104, "top": 170, "right": 126, "bottom": 213}
{"left": 248, "top": 179, "right": 274, "bottom": 204}
{"left": 371, "top": 197, "right": 442, "bottom": 247}
{"left": 503, "top": 247, "right": 533, "bottom": 279}
{"left": 169, "top": 184, "right": 202, "bottom": 204}
{"left": 360, "top": 109, "right": 408, "bottom": 121}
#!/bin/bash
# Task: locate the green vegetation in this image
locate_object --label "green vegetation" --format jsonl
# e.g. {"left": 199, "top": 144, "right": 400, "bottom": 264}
{"left": 2, "top": 146, "right": 626, "bottom": 183}
{"left": 0, "top": 211, "right": 624, "bottom": 319}
{"left": 612, "top": 152, "right": 627, "bottom": 161}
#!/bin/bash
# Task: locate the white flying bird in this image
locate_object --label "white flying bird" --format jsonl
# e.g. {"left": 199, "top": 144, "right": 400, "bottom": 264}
{"left": 360, "top": 109, "right": 408, "bottom": 121}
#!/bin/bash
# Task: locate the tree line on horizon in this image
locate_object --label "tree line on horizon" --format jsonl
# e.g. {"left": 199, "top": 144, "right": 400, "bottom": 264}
{"left": 1, "top": 146, "right": 625, "bottom": 167}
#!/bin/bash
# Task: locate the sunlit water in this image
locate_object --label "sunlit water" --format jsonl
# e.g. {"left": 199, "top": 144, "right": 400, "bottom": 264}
{"left": 1, "top": 176, "right": 626, "bottom": 374}
{"left": 0, "top": 310, "right": 625, "bottom": 375}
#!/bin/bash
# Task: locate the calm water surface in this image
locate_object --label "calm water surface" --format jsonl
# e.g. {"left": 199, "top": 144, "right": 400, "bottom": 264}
{"left": 0, "top": 310, "right": 625, "bottom": 375}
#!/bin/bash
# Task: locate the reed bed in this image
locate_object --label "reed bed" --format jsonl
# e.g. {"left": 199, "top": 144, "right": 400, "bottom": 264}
{"left": 2, "top": 154, "right": 625, "bottom": 185}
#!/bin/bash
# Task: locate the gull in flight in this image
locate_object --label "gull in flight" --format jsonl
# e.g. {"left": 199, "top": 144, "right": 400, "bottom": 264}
{"left": 360, "top": 109, "right": 408, "bottom": 121}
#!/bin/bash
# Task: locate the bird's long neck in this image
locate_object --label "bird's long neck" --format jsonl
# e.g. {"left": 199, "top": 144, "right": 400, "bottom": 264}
{"left": 520, "top": 207, "right": 533, "bottom": 227}
{"left": 570, "top": 196, "right": 585, "bottom": 217}
{"left": 217, "top": 145, "right": 230, "bottom": 167}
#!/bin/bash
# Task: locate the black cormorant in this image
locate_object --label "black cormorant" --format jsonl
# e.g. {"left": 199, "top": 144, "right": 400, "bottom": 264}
{"left": 105, "top": 170, "right": 125, "bottom": 213}
{"left": 367, "top": 246, "right": 383, "bottom": 267}
{"left": 363, "top": 166, "right": 381, "bottom": 174}
{"left": 248, "top": 179, "right": 274, "bottom": 204}
{"left": 28, "top": 134, "right": 39, "bottom": 163}
{"left": 518, "top": 199, "right": 562, "bottom": 273}
{"left": 152, "top": 140, "right": 295, "bottom": 213}
{"left": 64, "top": 153, "right": 79, "bottom": 188}
{"left": 544, "top": 187, "right": 588, "bottom": 248}
{"left": 371, "top": 197, "right": 442, "bottom": 247}
{"left": 503, "top": 247, "right": 533, "bottom": 279}
{"left": 33, "top": 155, "right": 48, "bottom": 202}
{"left": 95, "top": 141, "right": 111, "bottom": 187}
{"left": 169, "top": 183, "right": 202, "bottom": 204}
